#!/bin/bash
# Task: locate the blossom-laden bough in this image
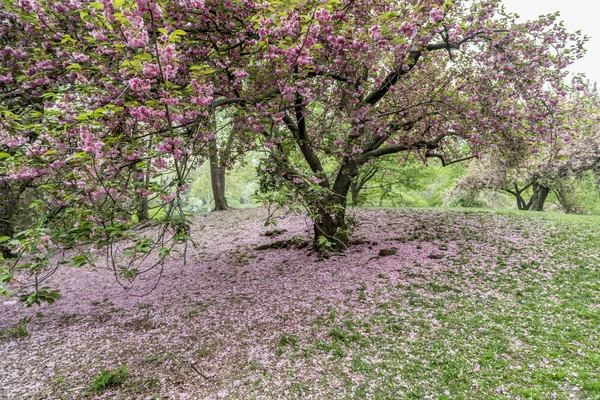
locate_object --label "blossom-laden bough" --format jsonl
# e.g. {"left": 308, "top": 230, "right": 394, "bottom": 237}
{"left": 0, "top": 0, "right": 590, "bottom": 304}
{"left": 454, "top": 83, "right": 600, "bottom": 212}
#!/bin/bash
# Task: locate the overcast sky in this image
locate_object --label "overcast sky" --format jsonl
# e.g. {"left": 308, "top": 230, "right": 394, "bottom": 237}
{"left": 501, "top": 0, "right": 598, "bottom": 83}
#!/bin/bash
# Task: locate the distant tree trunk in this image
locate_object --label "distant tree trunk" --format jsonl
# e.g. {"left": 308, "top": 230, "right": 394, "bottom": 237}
{"left": 505, "top": 181, "right": 549, "bottom": 211}
{"left": 378, "top": 184, "right": 392, "bottom": 207}
{"left": 209, "top": 138, "right": 228, "bottom": 211}
{"left": 137, "top": 171, "right": 150, "bottom": 221}
{"left": 529, "top": 182, "right": 550, "bottom": 212}
{"left": 0, "top": 212, "right": 16, "bottom": 259}
{"left": 137, "top": 194, "right": 150, "bottom": 221}
{"left": 553, "top": 181, "right": 581, "bottom": 214}
{"left": 137, "top": 139, "right": 151, "bottom": 221}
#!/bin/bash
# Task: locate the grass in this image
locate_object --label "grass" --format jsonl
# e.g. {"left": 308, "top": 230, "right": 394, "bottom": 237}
{"left": 4, "top": 208, "right": 599, "bottom": 399}
{"left": 271, "top": 210, "right": 600, "bottom": 399}
{"left": 0, "top": 317, "right": 30, "bottom": 339}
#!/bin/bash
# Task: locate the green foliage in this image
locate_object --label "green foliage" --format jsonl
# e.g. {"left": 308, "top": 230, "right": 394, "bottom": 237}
{"left": 19, "top": 287, "right": 61, "bottom": 307}
{"left": 90, "top": 366, "right": 129, "bottom": 393}
{"left": 317, "top": 236, "right": 334, "bottom": 249}
{"left": 572, "top": 172, "right": 600, "bottom": 214}
{"left": 188, "top": 154, "right": 261, "bottom": 212}
{"left": 449, "top": 197, "right": 488, "bottom": 208}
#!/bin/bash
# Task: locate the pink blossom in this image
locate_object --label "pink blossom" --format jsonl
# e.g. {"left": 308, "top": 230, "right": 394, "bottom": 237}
{"left": 142, "top": 62, "right": 161, "bottom": 78}
{"left": 430, "top": 8, "right": 444, "bottom": 23}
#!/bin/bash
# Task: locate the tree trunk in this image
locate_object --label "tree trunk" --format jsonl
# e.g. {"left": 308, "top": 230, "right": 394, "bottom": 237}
{"left": 138, "top": 151, "right": 151, "bottom": 221}
{"left": 0, "top": 215, "right": 15, "bottom": 259}
{"left": 529, "top": 182, "right": 550, "bottom": 212}
{"left": 350, "top": 181, "right": 360, "bottom": 206}
{"left": 209, "top": 138, "right": 228, "bottom": 211}
{"left": 313, "top": 162, "right": 357, "bottom": 251}
{"left": 137, "top": 196, "right": 149, "bottom": 221}
{"left": 0, "top": 183, "right": 22, "bottom": 259}
{"left": 515, "top": 192, "right": 528, "bottom": 210}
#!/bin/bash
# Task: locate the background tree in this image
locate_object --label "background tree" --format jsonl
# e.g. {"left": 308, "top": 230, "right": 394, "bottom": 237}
{"left": 455, "top": 82, "right": 600, "bottom": 212}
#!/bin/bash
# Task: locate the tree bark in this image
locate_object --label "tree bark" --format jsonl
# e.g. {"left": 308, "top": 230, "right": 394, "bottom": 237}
{"left": 529, "top": 182, "right": 550, "bottom": 212}
{"left": 313, "top": 162, "right": 357, "bottom": 251}
{"left": 136, "top": 138, "right": 152, "bottom": 222}
{"left": 209, "top": 138, "right": 228, "bottom": 211}
{"left": 0, "top": 214, "right": 16, "bottom": 259}
{"left": 0, "top": 182, "right": 26, "bottom": 259}
{"left": 506, "top": 181, "right": 549, "bottom": 211}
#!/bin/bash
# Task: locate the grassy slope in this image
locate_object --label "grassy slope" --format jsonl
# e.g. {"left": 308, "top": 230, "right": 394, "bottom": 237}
{"left": 263, "top": 210, "right": 600, "bottom": 399}
{"left": 1, "top": 209, "right": 599, "bottom": 399}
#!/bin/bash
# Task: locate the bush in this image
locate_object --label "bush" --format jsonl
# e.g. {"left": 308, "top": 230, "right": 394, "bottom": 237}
{"left": 449, "top": 197, "right": 488, "bottom": 208}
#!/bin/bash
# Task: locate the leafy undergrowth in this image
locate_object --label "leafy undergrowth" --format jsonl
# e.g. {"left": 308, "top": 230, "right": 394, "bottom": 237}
{"left": 1, "top": 208, "right": 599, "bottom": 399}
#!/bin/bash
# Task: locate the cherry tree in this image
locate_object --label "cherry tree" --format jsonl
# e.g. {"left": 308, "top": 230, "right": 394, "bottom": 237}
{"left": 455, "top": 81, "right": 600, "bottom": 212}
{"left": 0, "top": 0, "right": 588, "bottom": 302}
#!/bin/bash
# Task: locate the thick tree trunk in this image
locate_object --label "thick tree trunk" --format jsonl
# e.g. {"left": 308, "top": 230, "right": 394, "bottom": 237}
{"left": 529, "top": 183, "right": 550, "bottom": 212}
{"left": 350, "top": 181, "right": 361, "bottom": 206}
{"left": 313, "top": 162, "right": 357, "bottom": 251}
{"left": 209, "top": 138, "right": 228, "bottom": 211}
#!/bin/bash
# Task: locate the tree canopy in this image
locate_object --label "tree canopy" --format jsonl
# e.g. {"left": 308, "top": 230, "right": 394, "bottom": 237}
{"left": 0, "top": 0, "right": 592, "bottom": 304}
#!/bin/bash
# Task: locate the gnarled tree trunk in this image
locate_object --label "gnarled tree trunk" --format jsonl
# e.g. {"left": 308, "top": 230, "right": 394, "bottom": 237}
{"left": 506, "top": 181, "right": 550, "bottom": 211}
{"left": 529, "top": 182, "right": 550, "bottom": 212}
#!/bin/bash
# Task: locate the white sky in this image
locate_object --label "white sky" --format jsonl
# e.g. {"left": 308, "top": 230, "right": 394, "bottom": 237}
{"left": 501, "top": 0, "right": 599, "bottom": 83}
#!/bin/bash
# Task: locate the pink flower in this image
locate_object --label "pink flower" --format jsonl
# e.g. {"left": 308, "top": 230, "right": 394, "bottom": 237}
{"left": 430, "top": 8, "right": 444, "bottom": 23}
{"left": 129, "top": 77, "right": 150, "bottom": 92}
{"left": 142, "top": 63, "right": 160, "bottom": 78}
{"left": 72, "top": 53, "right": 90, "bottom": 63}
{"left": 400, "top": 22, "right": 418, "bottom": 38}
{"left": 232, "top": 69, "right": 249, "bottom": 79}
{"left": 368, "top": 25, "right": 382, "bottom": 41}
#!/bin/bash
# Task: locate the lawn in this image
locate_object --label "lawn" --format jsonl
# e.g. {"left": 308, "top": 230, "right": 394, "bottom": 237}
{"left": 1, "top": 208, "right": 599, "bottom": 399}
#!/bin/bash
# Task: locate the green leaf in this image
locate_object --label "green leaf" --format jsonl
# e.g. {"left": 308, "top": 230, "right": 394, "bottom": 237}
{"left": 114, "top": 0, "right": 125, "bottom": 7}
{"left": 71, "top": 254, "right": 90, "bottom": 268}
{"left": 0, "top": 152, "right": 11, "bottom": 159}
{"left": 90, "top": 1, "right": 104, "bottom": 9}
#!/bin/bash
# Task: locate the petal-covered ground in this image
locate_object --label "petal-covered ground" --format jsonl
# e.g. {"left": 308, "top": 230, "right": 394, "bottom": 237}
{"left": 1, "top": 208, "right": 599, "bottom": 399}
